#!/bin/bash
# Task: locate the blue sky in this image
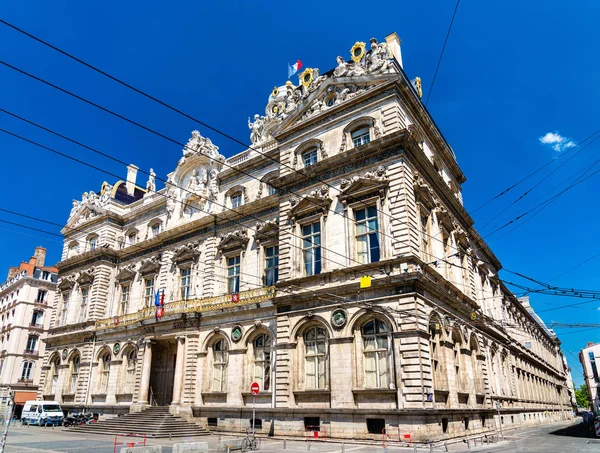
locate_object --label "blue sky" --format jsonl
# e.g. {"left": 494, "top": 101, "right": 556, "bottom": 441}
{"left": 0, "top": 1, "right": 598, "bottom": 386}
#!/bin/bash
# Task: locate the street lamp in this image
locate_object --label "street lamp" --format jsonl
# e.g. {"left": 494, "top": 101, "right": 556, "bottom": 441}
{"left": 496, "top": 402, "right": 504, "bottom": 441}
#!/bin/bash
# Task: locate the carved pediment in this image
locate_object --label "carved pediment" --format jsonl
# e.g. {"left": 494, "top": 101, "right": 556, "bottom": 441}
{"left": 255, "top": 220, "right": 279, "bottom": 245}
{"left": 139, "top": 256, "right": 161, "bottom": 276}
{"left": 218, "top": 229, "right": 249, "bottom": 254}
{"left": 173, "top": 242, "right": 201, "bottom": 264}
{"left": 115, "top": 266, "right": 136, "bottom": 283}
{"left": 338, "top": 166, "right": 388, "bottom": 206}
{"left": 289, "top": 186, "right": 332, "bottom": 222}
{"left": 76, "top": 270, "right": 95, "bottom": 286}
{"left": 58, "top": 277, "right": 75, "bottom": 292}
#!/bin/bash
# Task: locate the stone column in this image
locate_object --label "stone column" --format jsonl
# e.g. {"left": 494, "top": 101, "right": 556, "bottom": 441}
{"left": 138, "top": 340, "right": 153, "bottom": 404}
{"left": 172, "top": 336, "right": 186, "bottom": 405}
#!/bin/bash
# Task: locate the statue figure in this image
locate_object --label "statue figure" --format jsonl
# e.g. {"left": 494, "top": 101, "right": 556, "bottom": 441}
{"left": 187, "top": 168, "right": 207, "bottom": 195}
{"left": 146, "top": 168, "right": 156, "bottom": 193}
{"left": 69, "top": 199, "right": 80, "bottom": 218}
{"left": 248, "top": 114, "right": 264, "bottom": 144}
{"left": 181, "top": 131, "right": 222, "bottom": 162}
{"left": 366, "top": 38, "right": 390, "bottom": 73}
{"left": 81, "top": 192, "right": 89, "bottom": 203}
{"left": 166, "top": 187, "right": 176, "bottom": 217}
{"left": 334, "top": 56, "right": 348, "bottom": 77}
{"left": 183, "top": 130, "right": 204, "bottom": 157}
{"left": 208, "top": 169, "right": 219, "bottom": 201}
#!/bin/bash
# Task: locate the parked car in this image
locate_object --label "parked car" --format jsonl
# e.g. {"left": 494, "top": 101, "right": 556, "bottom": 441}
{"left": 21, "top": 401, "right": 64, "bottom": 426}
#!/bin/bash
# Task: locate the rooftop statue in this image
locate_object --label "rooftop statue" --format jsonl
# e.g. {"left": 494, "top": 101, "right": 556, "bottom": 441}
{"left": 366, "top": 38, "right": 391, "bottom": 74}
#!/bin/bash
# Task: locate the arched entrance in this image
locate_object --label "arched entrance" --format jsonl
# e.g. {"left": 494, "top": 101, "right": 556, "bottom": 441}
{"left": 148, "top": 340, "right": 176, "bottom": 406}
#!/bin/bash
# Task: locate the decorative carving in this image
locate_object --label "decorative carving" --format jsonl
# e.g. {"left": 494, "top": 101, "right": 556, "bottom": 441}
{"left": 180, "top": 130, "right": 222, "bottom": 164}
{"left": 331, "top": 308, "right": 348, "bottom": 329}
{"left": 350, "top": 42, "right": 366, "bottom": 63}
{"left": 218, "top": 229, "right": 249, "bottom": 255}
{"left": 248, "top": 114, "right": 265, "bottom": 145}
{"left": 76, "top": 269, "right": 95, "bottom": 286}
{"left": 58, "top": 277, "right": 76, "bottom": 292}
{"left": 289, "top": 186, "right": 332, "bottom": 223}
{"left": 173, "top": 242, "right": 201, "bottom": 264}
{"left": 115, "top": 266, "right": 136, "bottom": 283}
{"left": 338, "top": 166, "right": 388, "bottom": 206}
{"left": 145, "top": 168, "right": 156, "bottom": 194}
{"left": 254, "top": 220, "right": 279, "bottom": 245}
{"left": 139, "top": 256, "right": 161, "bottom": 276}
{"left": 231, "top": 325, "right": 243, "bottom": 342}
{"left": 365, "top": 38, "right": 391, "bottom": 74}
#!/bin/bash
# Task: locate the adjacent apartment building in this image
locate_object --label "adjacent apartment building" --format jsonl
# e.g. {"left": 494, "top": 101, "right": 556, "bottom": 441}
{"left": 0, "top": 247, "right": 56, "bottom": 417}
{"left": 39, "top": 33, "right": 573, "bottom": 441}
{"left": 579, "top": 342, "right": 600, "bottom": 414}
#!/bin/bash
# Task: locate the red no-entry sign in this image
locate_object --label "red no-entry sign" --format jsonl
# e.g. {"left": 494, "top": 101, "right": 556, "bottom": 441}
{"left": 251, "top": 382, "right": 260, "bottom": 395}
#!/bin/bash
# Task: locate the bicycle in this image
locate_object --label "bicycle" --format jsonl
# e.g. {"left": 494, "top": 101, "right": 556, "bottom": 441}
{"left": 241, "top": 427, "right": 261, "bottom": 451}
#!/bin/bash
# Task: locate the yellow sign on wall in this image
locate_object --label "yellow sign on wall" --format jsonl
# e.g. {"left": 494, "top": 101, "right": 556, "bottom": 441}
{"left": 360, "top": 276, "right": 372, "bottom": 288}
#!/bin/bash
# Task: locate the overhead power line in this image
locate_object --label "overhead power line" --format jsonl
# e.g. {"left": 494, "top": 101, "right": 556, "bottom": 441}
{"left": 425, "top": 0, "right": 461, "bottom": 106}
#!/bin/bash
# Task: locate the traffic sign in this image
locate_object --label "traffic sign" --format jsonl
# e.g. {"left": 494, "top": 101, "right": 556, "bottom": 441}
{"left": 251, "top": 382, "right": 260, "bottom": 395}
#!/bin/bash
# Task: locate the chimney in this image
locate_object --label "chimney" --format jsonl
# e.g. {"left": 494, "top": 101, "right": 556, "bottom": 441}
{"left": 33, "top": 246, "right": 46, "bottom": 268}
{"left": 126, "top": 164, "right": 139, "bottom": 196}
{"left": 6, "top": 267, "right": 19, "bottom": 280}
{"left": 385, "top": 32, "right": 402, "bottom": 68}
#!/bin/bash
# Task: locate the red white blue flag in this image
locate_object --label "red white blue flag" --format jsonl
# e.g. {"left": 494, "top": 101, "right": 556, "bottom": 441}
{"left": 288, "top": 60, "right": 302, "bottom": 79}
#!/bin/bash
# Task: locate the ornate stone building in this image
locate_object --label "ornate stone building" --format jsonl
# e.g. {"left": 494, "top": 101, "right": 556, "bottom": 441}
{"left": 40, "top": 33, "right": 573, "bottom": 441}
{"left": 0, "top": 247, "right": 57, "bottom": 417}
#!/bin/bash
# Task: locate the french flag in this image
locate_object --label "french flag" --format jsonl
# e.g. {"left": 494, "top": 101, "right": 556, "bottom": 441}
{"left": 288, "top": 60, "right": 302, "bottom": 79}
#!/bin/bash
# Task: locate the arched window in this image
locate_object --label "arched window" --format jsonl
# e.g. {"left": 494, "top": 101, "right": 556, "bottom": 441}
{"left": 362, "top": 320, "right": 391, "bottom": 388}
{"left": 70, "top": 355, "right": 80, "bottom": 393}
{"left": 50, "top": 356, "right": 60, "bottom": 394}
{"left": 253, "top": 334, "right": 271, "bottom": 391}
{"left": 125, "top": 349, "right": 137, "bottom": 393}
{"left": 231, "top": 192, "right": 243, "bottom": 209}
{"left": 302, "top": 148, "right": 318, "bottom": 168}
{"left": 452, "top": 330, "right": 467, "bottom": 393}
{"left": 126, "top": 230, "right": 138, "bottom": 246}
{"left": 351, "top": 127, "right": 371, "bottom": 147}
{"left": 87, "top": 234, "right": 98, "bottom": 251}
{"left": 98, "top": 351, "right": 111, "bottom": 393}
{"left": 68, "top": 241, "right": 79, "bottom": 258}
{"left": 212, "top": 339, "right": 228, "bottom": 392}
{"left": 20, "top": 361, "right": 34, "bottom": 381}
{"left": 304, "top": 326, "right": 328, "bottom": 389}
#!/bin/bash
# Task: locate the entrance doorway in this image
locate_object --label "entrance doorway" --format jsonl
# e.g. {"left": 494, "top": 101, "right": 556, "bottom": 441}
{"left": 149, "top": 340, "right": 177, "bottom": 406}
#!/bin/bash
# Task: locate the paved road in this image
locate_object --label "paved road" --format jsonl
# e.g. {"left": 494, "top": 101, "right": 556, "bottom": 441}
{"left": 2, "top": 419, "right": 597, "bottom": 453}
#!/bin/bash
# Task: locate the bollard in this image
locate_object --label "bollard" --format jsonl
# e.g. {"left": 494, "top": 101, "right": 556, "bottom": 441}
{"left": 467, "top": 439, "right": 471, "bottom": 449}
{"left": 413, "top": 446, "right": 417, "bottom": 453}
{"left": 307, "top": 441, "right": 311, "bottom": 451}
{"left": 429, "top": 444, "right": 433, "bottom": 453}
{"left": 226, "top": 446, "right": 231, "bottom": 453}
{"left": 283, "top": 439, "right": 286, "bottom": 449}
{"left": 342, "top": 442, "right": 345, "bottom": 453}
{"left": 169, "top": 433, "right": 172, "bottom": 440}
{"left": 444, "top": 442, "right": 448, "bottom": 451}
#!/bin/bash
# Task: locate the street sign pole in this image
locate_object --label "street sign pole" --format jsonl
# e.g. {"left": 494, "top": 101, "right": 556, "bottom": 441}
{"left": 250, "top": 382, "right": 260, "bottom": 440}
{"left": 0, "top": 393, "right": 15, "bottom": 453}
{"left": 496, "top": 402, "right": 504, "bottom": 441}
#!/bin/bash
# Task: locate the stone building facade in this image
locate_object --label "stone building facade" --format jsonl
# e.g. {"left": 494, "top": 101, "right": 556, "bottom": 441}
{"left": 40, "top": 33, "right": 573, "bottom": 441}
{"left": 579, "top": 342, "right": 600, "bottom": 414}
{"left": 0, "top": 247, "right": 57, "bottom": 416}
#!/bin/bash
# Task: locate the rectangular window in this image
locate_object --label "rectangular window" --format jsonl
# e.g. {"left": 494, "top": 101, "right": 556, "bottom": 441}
{"left": 127, "top": 233, "right": 136, "bottom": 246}
{"left": 267, "top": 183, "right": 278, "bottom": 196}
{"left": 151, "top": 224, "right": 160, "bottom": 238}
{"left": 231, "top": 193, "right": 243, "bottom": 208}
{"left": 41, "top": 271, "right": 50, "bottom": 280}
{"left": 303, "top": 149, "right": 318, "bottom": 167}
{"left": 31, "top": 310, "right": 43, "bottom": 326}
{"left": 36, "top": 290, "right": 47, "bottom": 303}
{"left": 352, "top": 127, "right": 371, "bottom": 147}
{"left": 264, "top": 246, "right": 279, "bottom": 286}
{"left": 180, "top": 268, "right": 191, "bottom": 300}
{"left": 227, "top": 256, "right": 241, "bottom": 294}
{"left": 89, "top": 237, "right": 97, "bottom": 251}
{"left": 120, "top": 285, "right": 130, "bottom": 314}
{"left": 26, "top": 335, "right": 38, "bottom": 353}
{"left": 60, "top": 293, "right": 69, "bottom": 326}
{"left": 420, "top": 213, "right": 431, "bottom": 261}
{"left": 354, "top": 205, "right": 380, "bottom": 264}
{"left": 21, "top": 362, "right": 34, "bottom": 381}
{"left": 302, "top": 222, "right": 322, "bottom": 276}
{"left": 79, "top": 288, "right": 88, "bottom": 323}
{"left": 144, "top": 277, "right": 155, "bottom": 307}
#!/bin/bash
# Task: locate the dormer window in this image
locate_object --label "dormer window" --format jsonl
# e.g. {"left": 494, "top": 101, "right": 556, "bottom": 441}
{"left": 126, "top": 231, "right": 137, "bottom": 246}
{"left": 303, "top": 149, "right": 318, "bottom": 168}
{"left": 231, "top": 193, "right": 243, "bottom": 209}
{"left": 87, "top": 235, "right": 98, "bottom": 251}
{"left": 352, "top": 127, "right": 370, "bottom": 147}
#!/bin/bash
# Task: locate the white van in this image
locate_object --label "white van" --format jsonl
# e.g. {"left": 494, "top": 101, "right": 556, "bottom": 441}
{"left": 21, "top": 401, "right": 64, "bottom": 426}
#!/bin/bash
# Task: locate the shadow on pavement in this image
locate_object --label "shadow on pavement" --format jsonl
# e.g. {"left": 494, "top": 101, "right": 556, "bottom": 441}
{"left": 549, "top": 422, "right": 595, "bottom": 439}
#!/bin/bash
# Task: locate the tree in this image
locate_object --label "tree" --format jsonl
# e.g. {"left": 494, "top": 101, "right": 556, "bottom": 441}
{"left": 575, "top": 384, "right": 590, "bottom": 408}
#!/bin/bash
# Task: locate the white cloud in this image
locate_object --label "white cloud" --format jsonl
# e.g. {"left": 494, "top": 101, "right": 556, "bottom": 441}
{"left": 539, "top": 131, "right": 576, "bottom": 152}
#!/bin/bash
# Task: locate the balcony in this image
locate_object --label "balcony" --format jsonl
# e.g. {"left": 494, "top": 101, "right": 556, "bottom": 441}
{"left": 34, "top": 298, "right": 47, "bottom": 305}
{"left": 29, "top": 323, "right": 44, "bottom": 330}
{"left": 23, "top": 348, "right": 39, "bottom": 356}
{"left": 17, "top": 378, "right": 33, "bottom": 384}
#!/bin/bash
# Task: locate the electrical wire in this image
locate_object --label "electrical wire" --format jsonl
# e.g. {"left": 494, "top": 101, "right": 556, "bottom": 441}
{"left": 425, "top": 0, "right": 461, "bottom": 106}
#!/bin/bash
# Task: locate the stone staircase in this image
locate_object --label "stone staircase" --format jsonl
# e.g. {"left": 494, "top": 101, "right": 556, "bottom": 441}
{"left": 66, "top": 406, "right": 210, "bottom": 438}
